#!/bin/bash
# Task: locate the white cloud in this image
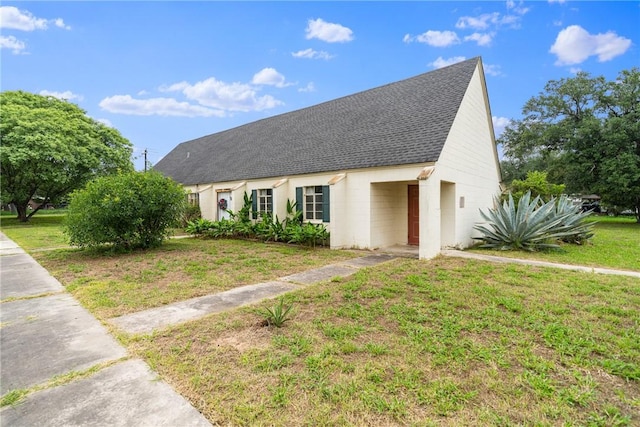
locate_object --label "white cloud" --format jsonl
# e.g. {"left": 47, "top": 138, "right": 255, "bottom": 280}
{"left": 456, "top": 13, "right": 500, "bottom": 30}
{"left": 298, "top": 82, "right": 316, "bottom": 93}
{"left": 161, "top": 76, "right": 283, "bottom": 112}
{"left": 292, "top": 48, "right": 334, "bottom": 60}
{"left": 548, "top": 0, "right": 566, "bottom": 3}
{"left": 492, "top": 116, "right": 511, "bottom": 138}
{"left": 39, "top": 90, "right": 83, "bottom": 102}
{"left": 429, "top": 56, "right": 467, "bottom": 69}
{"left": 506, "top": 1, "right": 530, "bottom": 16}
{"left": 99, "top": 95, "right": 225, "bottom": 117}
{"left": 483, "top": 63, "right": 503, "bottom": 77}
{"left": 569, "top": 67, "right": 582, "bottom": 74}
{"left": 0, "top": 6, "right": 70, "bottom": 31}
{"left": 251, "top": 68, "right": 293, "bottom": 88}
{"left": 305, "top": 18, "right": 353, "bottom": 43}
{"left": 0, "top": 35, "right": 26, "bottom": 54}
{"left": 53, "top": 18, "right": 71, "bottom": 30}
{"left": 404, "top": 30, "right": 460, "bottom": 47}
{"left": 456, "top": 4, "right": 528, "bottom": 31}
{"left": 550, "top": 25, "right": 632, "bottom": 65}
{"left": 464, "top": 32, "right": 494, "bottom": 46}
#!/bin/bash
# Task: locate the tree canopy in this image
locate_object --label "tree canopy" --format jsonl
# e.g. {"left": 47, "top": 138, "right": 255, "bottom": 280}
{"left": 498, "top": 68, "right": 640, "bottom": 222}
{"left": 0, "top": 91, "right": 134, "bottom": 221}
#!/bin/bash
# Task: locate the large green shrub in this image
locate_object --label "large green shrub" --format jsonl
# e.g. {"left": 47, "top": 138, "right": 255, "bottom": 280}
{"left": 506, "top": 171, "right": 565, "bottom": 205}
{"left": 65, "top": 171, "right": 186, "bottom": 250}
{"left": 474, "top": 191, "right": 594, "bottom": 251}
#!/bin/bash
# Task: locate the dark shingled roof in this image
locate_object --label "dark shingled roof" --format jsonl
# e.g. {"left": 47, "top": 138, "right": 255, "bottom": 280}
{"left": 155, "top": 57, "right": 480, "bottom": 185}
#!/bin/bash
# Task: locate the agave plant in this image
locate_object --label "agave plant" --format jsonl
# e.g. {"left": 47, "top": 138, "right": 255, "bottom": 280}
{"left": 474, "top": 191, "right": 594, "bottom": 251}
{"left": 551, "top": 195, "right": 595, "bottom": 244}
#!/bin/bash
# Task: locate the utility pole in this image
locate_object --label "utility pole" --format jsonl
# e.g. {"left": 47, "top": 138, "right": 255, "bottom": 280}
{"left": 144, "top": 148, "right": 148, "bottom": 172}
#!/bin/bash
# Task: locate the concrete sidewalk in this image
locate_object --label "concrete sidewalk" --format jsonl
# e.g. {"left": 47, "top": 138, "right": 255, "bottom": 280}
{"left": 0, "top": 233, "right": 211, "bottom": 427}
{"left": 110, "top": 254, "right": 397, "bottom": 335}
{"left": 441, "top": 249, "right": 640, "bottom": 278}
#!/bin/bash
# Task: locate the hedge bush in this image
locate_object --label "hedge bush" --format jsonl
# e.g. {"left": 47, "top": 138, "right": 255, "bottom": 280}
{"left": 65, "top": 171, "right": 186, "bottom": 250}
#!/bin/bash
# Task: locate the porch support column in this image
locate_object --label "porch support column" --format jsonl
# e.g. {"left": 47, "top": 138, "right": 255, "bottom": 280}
{"left": 418, "top": 173, "right": 440, "bottom": 260}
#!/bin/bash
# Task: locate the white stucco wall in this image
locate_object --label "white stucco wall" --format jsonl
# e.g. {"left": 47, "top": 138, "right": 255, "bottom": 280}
{"left": 430, "top": 61, "right": 502, "bottom": 252}
{"left": 185, "top": 62, "right": 501, "bottom": 259}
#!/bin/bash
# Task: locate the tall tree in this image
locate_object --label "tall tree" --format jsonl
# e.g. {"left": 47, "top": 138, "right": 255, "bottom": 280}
{"left": 0, "top": 91, "right": 134, "bottom": 221}
{"left": 498, "top": 69, "right": 640, "bottom": 222}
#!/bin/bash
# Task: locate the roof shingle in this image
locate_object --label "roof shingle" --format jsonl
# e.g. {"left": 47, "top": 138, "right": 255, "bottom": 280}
{"left": 155, "top": 57, "right": 480, "bottom": 185}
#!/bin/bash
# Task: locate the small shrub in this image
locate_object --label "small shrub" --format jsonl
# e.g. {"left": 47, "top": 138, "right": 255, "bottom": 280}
{"left": 195, "top": 193, "right": 330, "bottom": 247}
{"left": 506, "top": 171, "right": 565, "bottom": 205}
{"left": 185, "top": 218, "right": 215, "bottom": 235}
{"left": 182, "top": 203, "right": 202, "bottom": 226}
{"left": 260, "top": 297, "right": 294, "bottom": 328}
{"left": 288, "top": 222, "right": 330, "bottom": 247}
{"left": 204, "top": 218, "right": 236, "bottom": 238}
{"left": 64, "top": 171, "right": 186, "bottom": 250}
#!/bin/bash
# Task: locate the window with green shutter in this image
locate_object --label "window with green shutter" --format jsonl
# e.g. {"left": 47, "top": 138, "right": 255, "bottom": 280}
{"left": 296, "top": 185, "right": 329, "bottom": 222}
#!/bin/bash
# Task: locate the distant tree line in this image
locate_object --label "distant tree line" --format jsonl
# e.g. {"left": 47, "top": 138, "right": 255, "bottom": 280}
{"left": 498, "top": 68, "right": 639, "bottom": 222}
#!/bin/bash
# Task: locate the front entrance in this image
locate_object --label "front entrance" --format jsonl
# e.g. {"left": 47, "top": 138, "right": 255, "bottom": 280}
{"left": 408, "top": 185, "right": 419, "bottom": 245}
{"left": 217, "top": 191, "right": 231, "bottom": 221}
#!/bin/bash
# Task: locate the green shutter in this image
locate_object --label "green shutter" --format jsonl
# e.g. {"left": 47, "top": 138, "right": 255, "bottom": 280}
{"left": 295, "top": 187, "right": 303, "bottom": 217}
{"left": 296, "top": 187, "right": 304, "bottom": 223}
{"left": 251, "top": 190, "right": 257, "bottom": 219}
{"left": 322, "top": 185, "right": 330, "bottom": 222}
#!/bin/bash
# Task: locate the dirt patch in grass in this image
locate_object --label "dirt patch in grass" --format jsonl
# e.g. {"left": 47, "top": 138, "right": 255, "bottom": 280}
{"left": 34, "top": 238, "right": 363, "bottom": 319}
{"left": 130, "top": 257, "right": 640, "bottom": 426}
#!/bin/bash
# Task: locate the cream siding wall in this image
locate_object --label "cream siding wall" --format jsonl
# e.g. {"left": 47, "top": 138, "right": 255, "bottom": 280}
{"left": 370, "top": 182, "right": 409, "bottom": 248}
{"left": 338, "top": 166, "right": 425, "bottom": 249}
{"left": 183, "top": 63, "right": 500, "bottom": 259}
{"left": 431, "top": 62, "right": 502, "bottom": 251}
{"left": 192, "top": 165, "right": 427, "bottom": 251}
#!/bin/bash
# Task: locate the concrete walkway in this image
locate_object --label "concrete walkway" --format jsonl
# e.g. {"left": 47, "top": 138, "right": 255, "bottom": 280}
{"left": 441, "top": 249, "right": 640, "bottom": 278}
{"left": 0, "top": 233, "right": 212, "bottom": 427}
{"left": 110, "top": 254, "right": 396, "bottom": 335}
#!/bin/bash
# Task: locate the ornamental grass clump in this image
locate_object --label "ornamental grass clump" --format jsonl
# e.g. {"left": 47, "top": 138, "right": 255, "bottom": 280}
{"left": 474, "top": 191, "right": 594, "bottom": 251}
{"left": 260, "top": 297, "right": 294, "bottom": 328}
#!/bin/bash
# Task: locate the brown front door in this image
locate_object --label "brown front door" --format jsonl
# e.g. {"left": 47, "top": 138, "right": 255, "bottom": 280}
{"left": 408, "top": 185, "right": 419, "bottom": 245}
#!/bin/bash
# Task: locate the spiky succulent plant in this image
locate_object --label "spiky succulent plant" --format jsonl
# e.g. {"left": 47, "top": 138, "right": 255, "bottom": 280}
{"left": 473, "top": 191, "right": 594, "bottom": 251}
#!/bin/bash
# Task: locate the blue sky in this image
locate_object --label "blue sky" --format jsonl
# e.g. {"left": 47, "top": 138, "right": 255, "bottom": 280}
{"left": 2, "top": 1, "right": 638, "bottom": 170}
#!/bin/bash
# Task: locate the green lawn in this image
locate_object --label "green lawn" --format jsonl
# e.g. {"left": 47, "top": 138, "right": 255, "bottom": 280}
{"left": 131, "top": 257, "right": 640, "bottom": 426}
{"left": 0, "top": 213, "right": 68, "bottom": 250}
{"left": 2, "top": 214, "right": 639, "bottom": 425}
{"left": 32, "top": 239, "right": 362, "bottom": 319}
{"left": 469, "top": 216, "right": 640, "bottom": 272}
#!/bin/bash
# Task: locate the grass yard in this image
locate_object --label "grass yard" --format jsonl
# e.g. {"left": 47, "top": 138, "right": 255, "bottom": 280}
{"left": 2, "top": 213, "right": 639, "bottom": 425}
{"left": 130, "top": 257, "right": 640, "bottom": 426}
{"left": 0, "top": 212, "right": 68, "bottom": 251}
{"left": 32, "top": 239, "right": 362, "bottom": 319}
{"left": 469, "top": 217, "right": 640, "bottom": 272}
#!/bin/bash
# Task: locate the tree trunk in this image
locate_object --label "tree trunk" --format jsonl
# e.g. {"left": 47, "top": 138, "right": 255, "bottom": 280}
{"left": 16, "top": 203, "right": 29, "bottom": 222}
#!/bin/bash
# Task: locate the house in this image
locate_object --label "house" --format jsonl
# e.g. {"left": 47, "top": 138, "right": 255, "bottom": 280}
{"left": 155, "top": 57, "right": 502, "bottom": 259}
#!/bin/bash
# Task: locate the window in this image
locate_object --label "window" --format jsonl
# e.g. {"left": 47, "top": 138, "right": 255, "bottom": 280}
{"left": 295, "top": 185, "right": 329, "bottom": 222}
{"left": 304, "top": 186, "right": 324, "bottom": 220}
{"left": 187, "top": 192, "right": 199, "bottom": 206}
{"left": 257, "top": 189, "right": 273, "bottom": 214}
{"left": 251, "top": 189, "right": 273, "bottom": 218}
